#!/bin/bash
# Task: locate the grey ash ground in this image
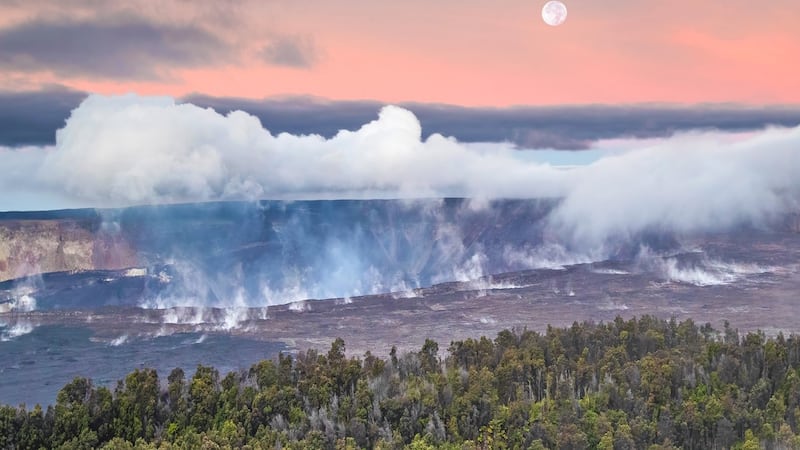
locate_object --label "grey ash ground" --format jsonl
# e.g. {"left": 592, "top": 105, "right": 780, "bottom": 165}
{"left": 6, "top": 231, "right": 799, "bottom": 357}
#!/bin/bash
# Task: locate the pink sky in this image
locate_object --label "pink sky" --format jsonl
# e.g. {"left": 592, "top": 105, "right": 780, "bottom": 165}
{"left": 1, "top": 0, "right": 798, "bottom": 106}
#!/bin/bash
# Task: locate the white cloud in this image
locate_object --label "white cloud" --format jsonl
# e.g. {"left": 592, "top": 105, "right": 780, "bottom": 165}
{"left": 1, "top": 94, "right": 798, "bottom": 249}
{"left": 551, "top": 129, "right": 800, "bottom": 246}
{"left": 31, "top": 94, "right": 567, "bottom": 205}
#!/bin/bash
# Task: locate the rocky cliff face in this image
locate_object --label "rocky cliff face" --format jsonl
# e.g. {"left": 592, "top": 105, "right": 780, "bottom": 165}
{"left": 0, "top": 219, "right": 137, "bottom": 282}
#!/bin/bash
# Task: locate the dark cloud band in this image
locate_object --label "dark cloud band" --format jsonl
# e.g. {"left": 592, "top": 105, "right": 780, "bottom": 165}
{"left": 0, "top": 87, "right": 86, "bottom": 146}
{"left": 187, "top": 96, "right": 800, "bottom": 149}
{"left": 1, "top": 89, "right": 799, "bottom": 148}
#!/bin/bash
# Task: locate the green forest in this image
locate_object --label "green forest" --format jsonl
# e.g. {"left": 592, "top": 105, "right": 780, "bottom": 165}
{"left": 3, "top": 316, "right": 800, "bottom": 449}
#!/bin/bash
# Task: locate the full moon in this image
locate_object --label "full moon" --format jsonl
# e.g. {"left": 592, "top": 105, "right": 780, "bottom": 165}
{"left": 542, "top": 1, "right": 568, "bottom": 26}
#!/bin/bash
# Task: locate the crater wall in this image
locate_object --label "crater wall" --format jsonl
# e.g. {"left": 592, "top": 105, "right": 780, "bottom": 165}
{"left": 0, "top": 219, "right": 137, "bottom": 282}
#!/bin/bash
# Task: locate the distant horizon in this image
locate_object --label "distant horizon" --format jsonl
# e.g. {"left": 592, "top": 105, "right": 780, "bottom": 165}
{"left": 0, "top": 195, "right": 565, "bottom": 215}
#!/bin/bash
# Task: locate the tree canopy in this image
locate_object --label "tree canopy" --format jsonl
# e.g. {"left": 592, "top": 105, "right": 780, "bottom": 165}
{"left": 3, "top": 316, "right": 800, "bottom": 449}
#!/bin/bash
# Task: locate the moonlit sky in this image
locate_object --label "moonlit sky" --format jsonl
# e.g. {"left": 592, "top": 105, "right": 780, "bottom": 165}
{"left": 0, "top": 0, "right": 798, "bottom": 105}
{"left": 0, "top": 1, "right": 798, "bottom": 212}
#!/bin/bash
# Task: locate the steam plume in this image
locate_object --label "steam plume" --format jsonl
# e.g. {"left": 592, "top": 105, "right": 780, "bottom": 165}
{"left": 0, "top": 94, "right": 797, "bottom": 249}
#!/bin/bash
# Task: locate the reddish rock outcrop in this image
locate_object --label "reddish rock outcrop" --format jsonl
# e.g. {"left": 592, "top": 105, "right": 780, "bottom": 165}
{"left": 0, "top": 220, "right": 137, "bottom": 282}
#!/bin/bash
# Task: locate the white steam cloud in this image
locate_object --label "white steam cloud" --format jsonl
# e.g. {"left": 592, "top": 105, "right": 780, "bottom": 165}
{"left": 0, "top": 94, "right": 798, "bottom": 248}
{"left": 35, "top": 94, "right": 566, "bottom": 203}
{"left": 551, "top": 131, "right": 800, "bottom": 246}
